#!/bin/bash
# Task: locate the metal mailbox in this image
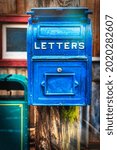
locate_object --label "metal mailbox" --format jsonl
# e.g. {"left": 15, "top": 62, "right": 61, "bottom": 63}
{"left": 0, "top": 74, "right": 28, "bottom": 150}
{"left": 27, "top": 7, "right": 92, "bottom": 106}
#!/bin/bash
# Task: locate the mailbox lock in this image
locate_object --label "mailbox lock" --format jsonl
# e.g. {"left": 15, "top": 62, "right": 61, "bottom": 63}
{"left": 57, "top": 67, "right": 62, "bottom": 73}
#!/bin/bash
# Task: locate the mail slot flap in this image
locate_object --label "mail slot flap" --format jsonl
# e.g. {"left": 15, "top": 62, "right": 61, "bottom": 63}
{"left": 32, "top": 56, "right": 88, "bottom": 61}
{"left": 37, "top": 24, "right": 85, "bottom": 39}
{"left": 41, "top": 73, "right": 78, "bottom": 96}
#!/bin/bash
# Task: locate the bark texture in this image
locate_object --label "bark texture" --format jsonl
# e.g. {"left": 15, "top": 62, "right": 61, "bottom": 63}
{"left": 36, "top": 107, "right": 62, "bottom": 150}
{"left": 35, "top": 106, "right": 80, "bottom": 150}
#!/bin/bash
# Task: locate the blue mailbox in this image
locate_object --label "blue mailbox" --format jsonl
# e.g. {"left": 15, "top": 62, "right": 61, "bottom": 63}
{"left": 27, "top": 7, "right": 92, "bottom": 106}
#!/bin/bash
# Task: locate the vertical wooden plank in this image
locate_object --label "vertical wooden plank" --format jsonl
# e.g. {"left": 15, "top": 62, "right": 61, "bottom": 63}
{"left": 72, "top": 0, "right": 80, "bottom": 6}
{"left": 16, "top": 0, "right": 25, "bottom": 14}
{"left": 7, "top": 0, "right": 16, "bottom": 14}
{"left": 57, "top": 0, "right": 80, "bottom": 7}
{"left": 87, "top": 0, "right": 100, "bottom": 57}
{"left": 86, "top": 0, "right": 94, "bottom": 57}
{"left": 80, "top": 0, "right": 87, "bottom": 7}
{"left": 90, "top": 81, "right": 100, "bottom": 143}
{"left": 0, "top": 24, "right": 2, "bottom": 59}
{"left": 79, "top": 107, "right": 83, "bottom": 149}
{"left": 86, "top": 0, "right": 100, "bottom": 57}
{"left": 0, "top": 1, "right": 3, "bottom": 13}
{"left": 47, "top": 0, "right": 58, "bottom": 7}
{"left": 0, "top": 0, "right": 8, "bottom": 14}
{"left": 0, "top": 0, "right": 16, "bottom": 14}
{"left": 0, "top": 68, "right": 8, "bottom": 74}
{"left": 92, "top": 0, "right": 97, "bottom": 57}
{"left": 16, "top": 68, "right": 27, "bottom": 76}
{"left": 29, "top": 106, "right": 35, "bottom": 127}
{"left": 38, "top": 0, "right": 80, "bottom": 7}
{"left": 29, "top": 106, "right": 36, "bottom": 147}
{"left": 25, "top": 68, "right": 28, "bottom": 77}
{"left": 92, "top": 0, "right": 100, "bottom": 57}
{"left": 7, "top": 67, "right": 16, "bottom": 74}
{"left": 25, "top": 0, "right": 38, "bottom": 12}
{"left": 38, "top": 0, "right": 53, "bottom": 7}
{"left": 0, "top": 90, "right": 8, "bottom": 96}
{"left": 95, "top": 0, "right": 100, "bottom": 56}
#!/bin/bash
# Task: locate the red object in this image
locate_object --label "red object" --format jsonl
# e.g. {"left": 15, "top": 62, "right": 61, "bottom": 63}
{"left": 0, "top": 15, "right": 29, "bottom": 23}
{"left": 0, "top": 15, "right": 29, "bottom": 67}
{"left": 0, "top": 59, "right": 27, "bottom": 67}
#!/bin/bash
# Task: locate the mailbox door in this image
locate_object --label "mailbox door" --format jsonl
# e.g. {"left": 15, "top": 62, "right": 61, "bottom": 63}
{"left": 29, "top": 61, "right": 89, "bottom": 105}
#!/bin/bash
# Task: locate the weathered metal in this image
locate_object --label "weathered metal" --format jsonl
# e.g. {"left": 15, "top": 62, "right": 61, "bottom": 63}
{"left": 27, "top": 7, "right": 92, "bottom": 105}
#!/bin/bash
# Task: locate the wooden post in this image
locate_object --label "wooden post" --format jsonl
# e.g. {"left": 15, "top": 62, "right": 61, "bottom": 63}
{"left": 35, "top": 106, "right": 62, "bottom": 150}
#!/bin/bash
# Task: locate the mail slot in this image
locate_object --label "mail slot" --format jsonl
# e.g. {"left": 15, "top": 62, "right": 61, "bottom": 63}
{"left": 27, "top": 7, "right": 92, "bottom": 105}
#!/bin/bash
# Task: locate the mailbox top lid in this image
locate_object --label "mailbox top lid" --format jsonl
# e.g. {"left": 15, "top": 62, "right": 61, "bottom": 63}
{"left": 27, "top": 7, "right": 92, "bottom": 19}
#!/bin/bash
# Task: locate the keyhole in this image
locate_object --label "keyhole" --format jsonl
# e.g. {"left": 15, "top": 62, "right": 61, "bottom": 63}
{"left": 57, "top": 67, "right": 62, "bottom": 73}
